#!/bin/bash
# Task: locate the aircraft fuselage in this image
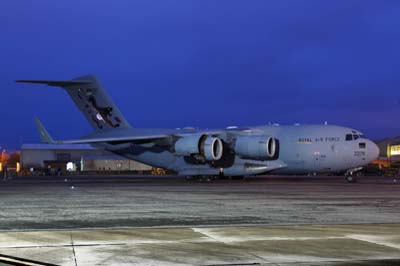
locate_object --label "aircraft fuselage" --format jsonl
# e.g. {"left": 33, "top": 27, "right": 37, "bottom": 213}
{"left": 110, "top": 124, "right": 379, "bottom": 177}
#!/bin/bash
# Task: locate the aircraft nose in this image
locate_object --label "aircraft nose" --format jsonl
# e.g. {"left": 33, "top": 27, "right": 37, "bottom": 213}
{"left": 367, "top": 140, "right": 380, "bottom": 161}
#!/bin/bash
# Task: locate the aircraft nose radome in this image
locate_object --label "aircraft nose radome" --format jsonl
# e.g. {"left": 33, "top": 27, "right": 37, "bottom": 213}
{"left": 368, "top": 141, "right": 380, "bottom": 161}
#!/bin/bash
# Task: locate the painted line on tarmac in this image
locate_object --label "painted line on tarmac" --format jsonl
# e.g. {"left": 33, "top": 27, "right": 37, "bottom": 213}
{"left": 347, "top": 234, "right": 400, "bottom": 250}
{"left": 0, "top": 254, "right": 57, "bottom": 266}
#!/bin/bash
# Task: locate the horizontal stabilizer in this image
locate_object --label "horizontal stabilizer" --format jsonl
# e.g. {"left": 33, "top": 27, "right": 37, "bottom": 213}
{"left": 33, "top": 117, "right": 168, "bottom": 144}
{"left": 16, "top": 80, "right": 91, "bottom": 87}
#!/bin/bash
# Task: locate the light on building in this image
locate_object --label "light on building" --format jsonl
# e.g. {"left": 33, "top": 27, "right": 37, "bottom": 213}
{"left": 66, "top": 162, "right": 76, "bottom": 172}
{"left": 390, "top": 145, "right": 400, "bottom": 156}
{"left": 16, "top": 162, "right": 20, "bottom": 173}
{"left": 0, "top": 162, "right": 2, "bottom": 172}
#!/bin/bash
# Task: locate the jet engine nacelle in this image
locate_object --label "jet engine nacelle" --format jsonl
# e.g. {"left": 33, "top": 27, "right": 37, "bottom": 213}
{"left": 234, "top": 135, "right": 277, "bottom": 160}
{"left": 175, "top": 134, "right": 223, "bottom": 161}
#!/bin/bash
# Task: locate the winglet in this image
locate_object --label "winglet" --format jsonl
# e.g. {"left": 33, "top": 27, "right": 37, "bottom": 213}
{"left": 34, "top": 117, "right": 55, "bottom": 144}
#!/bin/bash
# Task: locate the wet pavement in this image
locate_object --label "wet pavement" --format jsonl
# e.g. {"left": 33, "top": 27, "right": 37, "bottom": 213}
{"left": 0, "top": 175, "right": 399, "bottom": 265}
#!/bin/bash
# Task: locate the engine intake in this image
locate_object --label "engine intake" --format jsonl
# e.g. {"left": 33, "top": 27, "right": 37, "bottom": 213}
{"left": 175, "top": 134, "right": 223, "bottom": 161}
{"left": 234, "top": 135, "right": 277, "bottom": 160}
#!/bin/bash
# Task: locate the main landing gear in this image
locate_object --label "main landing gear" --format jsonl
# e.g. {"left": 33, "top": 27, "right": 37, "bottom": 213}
{"left": 344, "top": 171, "right": 358, "bottom": 183}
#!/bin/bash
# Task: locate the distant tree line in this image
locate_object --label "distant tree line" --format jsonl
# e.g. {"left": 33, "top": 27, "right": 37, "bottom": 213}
{"left": 0, "top": 150, "right": 20, "bottom": 167}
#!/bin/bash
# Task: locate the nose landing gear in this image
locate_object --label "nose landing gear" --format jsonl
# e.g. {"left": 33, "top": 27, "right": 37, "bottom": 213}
{"left": 344, "top": 167, "right": 363, "bottom": 183}
{"left": 345, "top": 174, "right": 357, "bottom": 183}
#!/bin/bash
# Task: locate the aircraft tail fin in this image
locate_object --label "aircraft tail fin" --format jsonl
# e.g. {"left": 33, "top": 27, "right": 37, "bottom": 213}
{"left": 17, "top": 75, "right": 132, "bottom": 132}
{"left": 34, "top": 117, "right": 55, "bottom": 144}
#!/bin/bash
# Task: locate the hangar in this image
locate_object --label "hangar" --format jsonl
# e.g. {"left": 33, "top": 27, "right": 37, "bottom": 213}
{"left": 20, "top": 144, "right": 152, "bottom": 174}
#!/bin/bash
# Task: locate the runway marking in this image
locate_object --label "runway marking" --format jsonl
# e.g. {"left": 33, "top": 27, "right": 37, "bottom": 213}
{"left": 0, "top": 243, "right": 127, "bottom": 249}
{"left": 192, "top": 227, "right": 346, "bottom": 244}
{"left": 0, "top": 254, "right": 57, "bottom": 266}
{"left": 347, "top": 234, "right": 400, "bottom": 250}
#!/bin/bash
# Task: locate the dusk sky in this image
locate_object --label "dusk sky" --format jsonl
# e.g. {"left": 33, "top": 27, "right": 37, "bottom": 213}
{"left": 1, "top": 1, "right": 400, "bottom": 149}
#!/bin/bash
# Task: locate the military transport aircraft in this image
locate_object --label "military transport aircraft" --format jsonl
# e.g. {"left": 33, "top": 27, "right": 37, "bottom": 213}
{"left": 17, "top": 75, "right": 379, "bottom": 182}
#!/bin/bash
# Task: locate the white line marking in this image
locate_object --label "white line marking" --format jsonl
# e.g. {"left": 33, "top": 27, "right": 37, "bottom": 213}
{"left": 347, "top": 234, "right": 400, "bottom": 250}
{"left": 192, "top": 228, "right": 346, "bottom": 244}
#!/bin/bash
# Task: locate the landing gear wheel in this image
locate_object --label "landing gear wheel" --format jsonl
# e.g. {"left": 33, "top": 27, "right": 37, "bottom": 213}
{"left": 345, "top": 175, "right": 357, "bottom": 183}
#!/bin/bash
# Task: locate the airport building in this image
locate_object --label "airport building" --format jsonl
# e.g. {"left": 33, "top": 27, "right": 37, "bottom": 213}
{"left": 81, "top": 155, "right": 152, "bottom": 172}
{"left": 374, "top": 137, "right": 400, "bottom": 167}
{"left": 20, "top": 144, "right": 152, "bottom": 173}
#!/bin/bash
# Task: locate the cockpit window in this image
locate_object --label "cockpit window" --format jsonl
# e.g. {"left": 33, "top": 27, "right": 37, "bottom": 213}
{"left": 346, "top": 133, "right": 363, "bottom": 141}
{"left": 345, "top": 134, "right": 353, "bottom": 141}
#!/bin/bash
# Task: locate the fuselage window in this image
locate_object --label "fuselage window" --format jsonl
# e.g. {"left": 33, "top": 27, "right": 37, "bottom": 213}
{"left": 345, "top": 134, "right": 353, "bottom": 141}
{"left": 359, "top": 143, "right": 366, "bottom": 149}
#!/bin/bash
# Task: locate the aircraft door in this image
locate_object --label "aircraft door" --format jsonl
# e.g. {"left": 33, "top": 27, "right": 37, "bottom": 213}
{"left": 313, "top": 152, "right": 321, "bottom": 170}
{"left": 313, "top": 151, "right": 327, "bottom": 171}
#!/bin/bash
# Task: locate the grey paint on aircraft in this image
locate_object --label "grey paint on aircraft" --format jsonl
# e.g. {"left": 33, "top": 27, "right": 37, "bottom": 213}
{"left": 17, "top": 75, "right": 380, "bottom": 177}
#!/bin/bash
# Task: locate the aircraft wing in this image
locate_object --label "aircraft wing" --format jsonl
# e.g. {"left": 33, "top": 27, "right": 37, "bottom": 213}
{"left": 59, "top": 134, "right": 169, "bottom": 144}
{"left": 34, "top": 117, "right": 169, "bottom": 144}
